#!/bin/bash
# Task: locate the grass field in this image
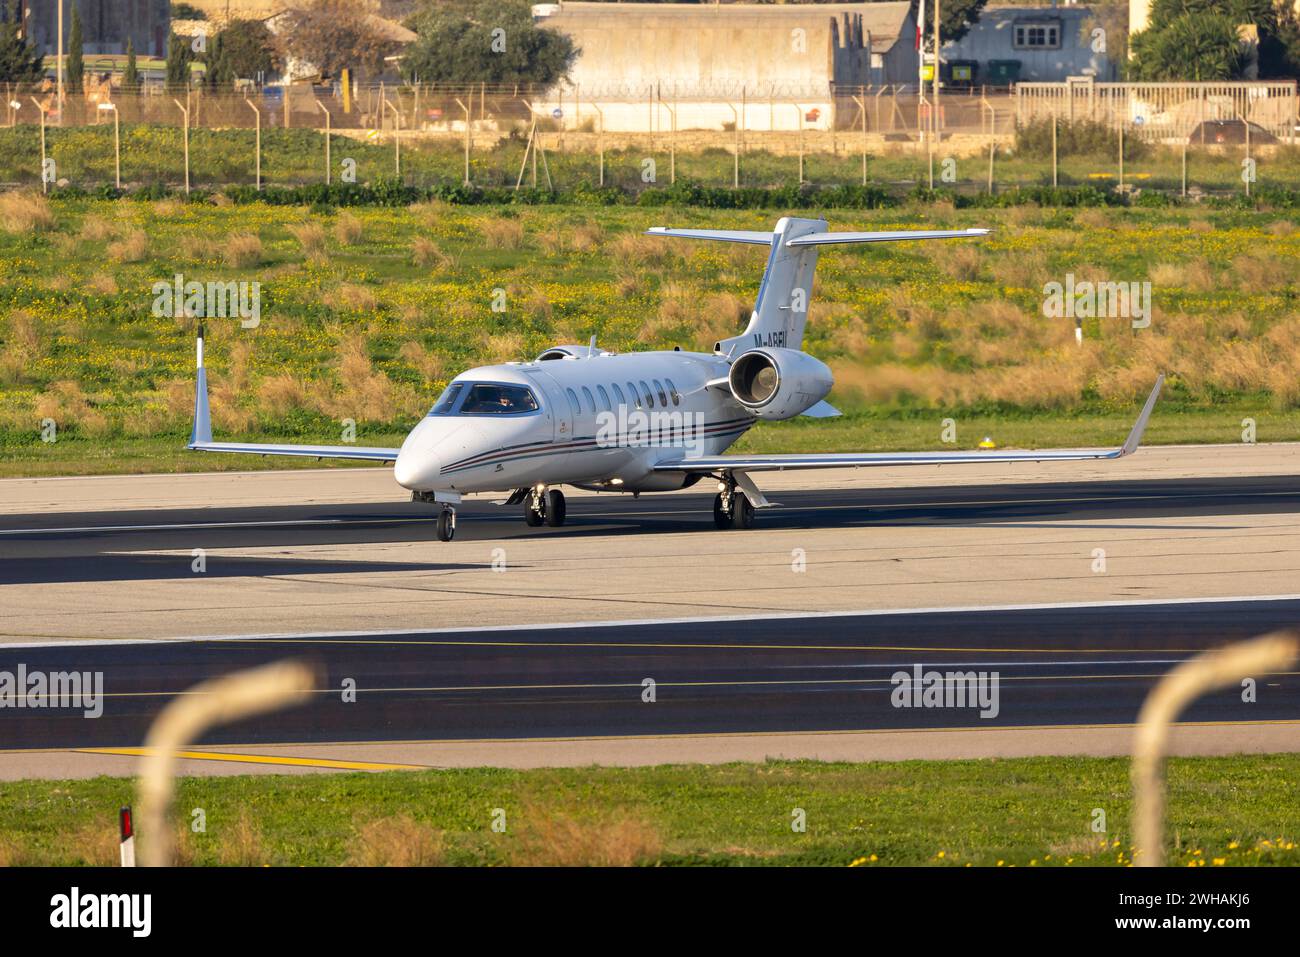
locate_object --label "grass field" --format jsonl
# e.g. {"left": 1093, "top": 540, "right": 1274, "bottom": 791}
{"left": 1, "top": 193, "right": 1298, "bottom": 478}
{"left": 2, "top": 756, "right": 1299, "bottom": 866}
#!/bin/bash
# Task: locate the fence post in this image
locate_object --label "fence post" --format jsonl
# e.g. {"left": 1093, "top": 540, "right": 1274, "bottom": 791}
{"left": 245, "top": 98, "right": 261, "bottom": 191}
{"left": 136, "top": 660, "right": 317, "bottom": 866}
{"left": 385, "top": 97, "right": 402, "bottom": 180}
{"left": 172, "top": 98, "right": 190, "bottom": 194}
{"left": 1051, "top": 115, "right": 1058, "bottom": 187}
{"left": 1131, "top": 632, "right": 1297, "bottom": 867}
{"left": 315, "top": 99, "right": 331, "bottom": 185}
{"left": 31, "top": 98, "right": 46, "bottom": 194}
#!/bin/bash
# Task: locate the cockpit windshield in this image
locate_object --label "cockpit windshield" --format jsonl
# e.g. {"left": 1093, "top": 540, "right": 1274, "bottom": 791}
{"left": 428, "top": 381, "right": 540, "bottom": 416}
{"left": 460, "top": 383, "right": 540, "bottom": 415}
{"left": 428, "top": 382, "right": 465, "bottom": 416}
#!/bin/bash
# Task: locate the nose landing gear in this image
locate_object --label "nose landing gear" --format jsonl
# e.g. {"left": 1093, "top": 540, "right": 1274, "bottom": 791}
{"left": 436, "top": 505, "right": 456, "bottom": 542}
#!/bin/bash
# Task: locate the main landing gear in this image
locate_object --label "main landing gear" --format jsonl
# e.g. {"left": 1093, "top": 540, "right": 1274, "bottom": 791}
{"left": 712, "top": 474, "right": 754, "bottom": 530}
{"left": 524, "top": 486, "right": 566, "bottom": 528}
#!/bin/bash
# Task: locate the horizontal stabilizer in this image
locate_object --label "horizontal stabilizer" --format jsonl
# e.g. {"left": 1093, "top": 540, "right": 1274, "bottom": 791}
{"left": 644, "top": 228, "right": 775, "bottom": 245}
{"left": 786, "top": 228, "right": 990, "bottom": 246}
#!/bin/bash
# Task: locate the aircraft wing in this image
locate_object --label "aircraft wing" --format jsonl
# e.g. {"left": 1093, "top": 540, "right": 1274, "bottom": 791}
{"left": 186, "top": 327, "right": 401, "bottom": 463}
{"left": 654, "top": 376, "right": 1162, "bottom": 474}
{"left": 188, "top": 440, "right": 399, "bottom": 462}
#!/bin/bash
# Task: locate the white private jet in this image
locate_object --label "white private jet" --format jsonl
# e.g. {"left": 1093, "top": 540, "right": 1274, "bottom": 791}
{"left": 189, "top": 216, "right": 1163, "bottom": 541}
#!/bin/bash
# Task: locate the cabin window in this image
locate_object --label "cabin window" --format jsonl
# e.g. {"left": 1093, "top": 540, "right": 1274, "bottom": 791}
{"left": 626, "top": 381, "right": 641, "bottom": 407}
{"left": 581, "top": 386, "right": 597, "bottom": 414}
{"left": 666, "top": 378, "right": 681, "bottom": 405}
{"left": 639, "top": 380, "right": 655, "bottom": 408}
{"left": 612, "top": 383, "right": 625, "bottom": 406}
{"left": 565, "top": 388, "right": 581, "bottom": 417}
{"left": 428, "top": 382, "right": 465, "bottom": 416}
{"left": 653, "top": 379, "right": 669, "bottom": 407}
{"left": 596, "top": 385, "right": 611, "bottom": 411}
{"left": 458, "top": 383, "right": 540, "bottom": 415}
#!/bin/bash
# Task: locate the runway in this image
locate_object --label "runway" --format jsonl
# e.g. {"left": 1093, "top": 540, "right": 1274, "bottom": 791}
{"left": 1, "top": 446, "right": 1298, "bottom": 775}
{"left": 1, "top": 598, "right": 1298, "bottom": 777}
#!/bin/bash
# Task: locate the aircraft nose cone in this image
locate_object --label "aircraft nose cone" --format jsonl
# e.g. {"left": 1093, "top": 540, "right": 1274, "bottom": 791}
{"left": 393, "top": 448, "right": 441, "bottom": 490}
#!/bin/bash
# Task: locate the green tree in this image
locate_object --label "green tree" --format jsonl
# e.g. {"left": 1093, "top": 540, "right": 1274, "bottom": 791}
{"left": 202, "top": 30, "right": 231, "bottom": 90}
{"left": 216, "top": 18, "right": 278, "bottom": 82}
{"left": 122, "top": 37, "right": 139, "bottom": 92}
{"left": 278, "top": 0, "right": 401, "bottom": 79}
{"left": 1131, "top": 13, "right": 1244, "bottom": 80}
{"left": 0, "top": 0, "right": 44, "bottom": 84}
{"left": 67, "top": 4, "right": 85, "bottom": 94}
{"left": 402, "top": 0, "right": 577, "bottom": 87}
{"left": 165, "top": 33, "right": 194, "bottom": 92}
{"left": 1132, "top": 0, "right": 1298, "bottom": 79}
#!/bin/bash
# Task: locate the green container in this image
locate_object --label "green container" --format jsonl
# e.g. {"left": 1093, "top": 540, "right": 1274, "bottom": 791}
{"left": 985, "top": 60, "right": 1022, "bottom": 85}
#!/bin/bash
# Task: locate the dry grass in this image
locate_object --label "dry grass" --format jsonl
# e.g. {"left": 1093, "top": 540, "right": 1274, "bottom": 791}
{"left": 398, "top": 339, "right": 444, "bottom": 382}
{"left": 325, "top": 283, "right": 379, "bottom": 313}
{"left": 215, "top": 810, "right": 267, "bottom": 866}
{"left": 334, "top": 211, "right": 364, "bottom": 245}
{"left": 290, "top": 220, "right": 328, "bottom": 258}
{"left": 87, "top": 272, "right": 119, "bottom": 295}
{"left": 223, "top": 232, "right": 264, "bottom": 268}
{"left": 151, "top": 198, "right": 184, "bottom": 218}
{"left": 256, "top": 374, "right": 309, "bottom": 416}
{"left": 511, "top": 810, "right": 662, "bottom": 867}
{"left": 485, "top": 331, "right": 525, "bottom": 363}
{"left": 108, "top": 228, "right": 149, "bottom": 263}
{"left": 936, "top": 244, "right": 982, "bottom": 281}
{"left": 611, "top": 231, "right": 680, "bottom": 268}
{"left": 0, "top": 309, "right": 43, "bottom": 384}
{"left": 349, "top": 815, "right": 444, "bottom": 866}
{"left": 78, "top": 214, "right": 116, "bottom": 242}
{"left": 34, "top": 379, "right": 111, "bottom": 436}
{"left": 411, "top": 236, "right": 452, "bottom": 270}
{"left": 0, "top": 190, "right": 55, "bottom": 233}
{"left": 481, "top": 218, "right": 525, "bottom": 250}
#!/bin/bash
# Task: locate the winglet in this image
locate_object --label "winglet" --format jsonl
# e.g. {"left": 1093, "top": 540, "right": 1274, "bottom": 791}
{"left": 190, "top": 322, "right": 212, "bottom": 447}
{"left": 1120, "top": 374, "right": 1163, "bottom": 457}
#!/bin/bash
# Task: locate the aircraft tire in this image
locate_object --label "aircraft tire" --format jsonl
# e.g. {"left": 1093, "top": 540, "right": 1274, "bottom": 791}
{"left": 545, "top": 489, "right": 566, "bottom": 527}
{"left": 730, "top": 493, "right": 754, "bottom": 530}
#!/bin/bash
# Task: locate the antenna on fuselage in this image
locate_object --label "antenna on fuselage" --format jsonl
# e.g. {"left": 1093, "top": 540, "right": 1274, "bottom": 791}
{"left": 588, "top": 334, "right": 597, "bottom": 357}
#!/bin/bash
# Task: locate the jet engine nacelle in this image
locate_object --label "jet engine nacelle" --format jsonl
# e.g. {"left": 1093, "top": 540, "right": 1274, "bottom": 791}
{"left": 727, "top": 348, "right": 833, "bottom": 420}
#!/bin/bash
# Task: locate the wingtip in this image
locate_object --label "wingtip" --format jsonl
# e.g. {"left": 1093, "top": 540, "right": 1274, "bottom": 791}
{"left": 1120, "top": 374, "right": 1164, "bottom": 456}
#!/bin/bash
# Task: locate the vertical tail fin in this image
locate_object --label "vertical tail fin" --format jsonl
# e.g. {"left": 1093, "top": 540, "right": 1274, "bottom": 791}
{"left": 646, "top": 220, "right": 989, "bottom": 356}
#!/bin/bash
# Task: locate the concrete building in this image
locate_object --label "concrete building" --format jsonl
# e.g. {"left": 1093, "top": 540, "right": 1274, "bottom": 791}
{"left": 22, "top": 0, "right": 171, "bottom": 59}
{"left": 940, "top": 3, "right": 1118, "bottom": 85}
{"left": 531, "top": 2, "right": 918, "bottom": 131}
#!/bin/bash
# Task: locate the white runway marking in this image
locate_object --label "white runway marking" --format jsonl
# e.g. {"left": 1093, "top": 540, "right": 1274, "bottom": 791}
{"left": 4, "top": 593, "right": 1300, "bottom": 649}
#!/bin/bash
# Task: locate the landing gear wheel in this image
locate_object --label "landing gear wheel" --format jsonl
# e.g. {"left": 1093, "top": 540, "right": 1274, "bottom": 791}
{"left": 545, "top": 489, "right": 566, "bottom": 527}
{"left": 730, "top": 492, "right": 754, "bottom": 530}
{"left": 436, "top": 507, "right": 456, "bottom": 542}
{"left": 524, "top": 500, "right": 545, "bottom": 526}
{"left": 712, "top": 493, "right": 730, "bottom": 529}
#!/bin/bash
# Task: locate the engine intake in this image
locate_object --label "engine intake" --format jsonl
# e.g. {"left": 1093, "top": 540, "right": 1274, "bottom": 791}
{"left": 727, "top": 348, "right": 833, "bottom": 420}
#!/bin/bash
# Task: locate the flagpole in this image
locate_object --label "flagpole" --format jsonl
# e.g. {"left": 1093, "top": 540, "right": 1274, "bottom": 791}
{"left": 916, "top": 0, "right": 926, "bottom": 144}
